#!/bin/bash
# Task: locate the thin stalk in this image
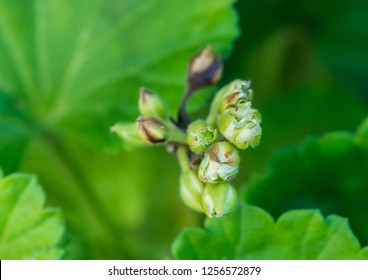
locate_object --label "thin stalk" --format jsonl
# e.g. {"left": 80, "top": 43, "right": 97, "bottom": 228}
{"left": 177, "top": 85, "right": 195, "bottom": 129}
{"left": 167, "top": 120, "right": 187, "bottom": 145}
{"left": 176, "top": 146, "right": 190, "bottom": 172}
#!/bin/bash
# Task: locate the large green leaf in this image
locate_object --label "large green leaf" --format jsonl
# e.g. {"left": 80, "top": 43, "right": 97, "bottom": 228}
{"left": 0, "top": 0, "right": 238, "bottom": 148}
{"left": 0, "top": 0, "right": 238, "bottom": 259}
{"left": 0, "top": 172, "right": 65, "bottom": 259}
{"left": 243, "top": 125, "right": 368, "bottom": 245}
{"left": 22, "top": 137, "right": 198, "bottom": 259}
{"left": 173, "top": 204, "right": 368, "bottom": 259}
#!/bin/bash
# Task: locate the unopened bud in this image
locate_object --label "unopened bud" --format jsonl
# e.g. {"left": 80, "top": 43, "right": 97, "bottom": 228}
{"left": 111, "top": 122, "right": 148, "bottom": 146}
{"left": 187, "top": 120, "right": 218, "bottom": 153}
{"left": 217, "top": 80, "right": 253, "bottom": 114}
{"left": 207, "top": 80, "right": 253, "bottom": 126}
{"left": 136, "top": 116, "right": 167, "bottom": 144}
{"left": 201, "top": 182, "right": 237, "bottom": 218}
{"left": 179, "top": 170, "right": 205, "bottom": 212}
{"left": 198, "top": 141, "right": 240, "bottom": 183}
{"left": 139, "top": 88, "right": 169, "bottom": 119}
{"left": 217, "top": 105, "right": 262, "bottom": 149}
{"left": 188, "top": 45, "right": 223, "bottom": 90}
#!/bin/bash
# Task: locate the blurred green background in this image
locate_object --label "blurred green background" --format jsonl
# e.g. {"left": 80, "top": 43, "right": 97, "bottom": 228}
{"left": 0, "top": 0, "right": 367, "bottom": 259}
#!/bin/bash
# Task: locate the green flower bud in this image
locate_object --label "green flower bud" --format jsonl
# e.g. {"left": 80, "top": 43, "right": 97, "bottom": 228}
{"left": 188, "top": 45, "right": 223, "bottom": 90}
{"left": 139, "top": 88, "right": 169, "bottom": 119}
{"left": 136, "top": 116, "right": 167, "bottom": 144}
{"left": 111, "top": 122, "right": 148, "bottom": 146}
{"left": 217, "top": 80, "right": 253, "bottom": 114}
{"left": 207, "top": 79, "right": 253, "bottom": 126}
{"left": 198, "top": 141, "right": 240, "bottom": 183}
{"left": 201, "top": 182, "right": 237, "bottom": 218}
{"left": 217, "top": 104, "right": 262, "bottom": 149}
{"left": 187, "top": 120, "right": 218, "bottom": 153}
{"left": 179, "top": 170, "right": 205, "bottom": 212}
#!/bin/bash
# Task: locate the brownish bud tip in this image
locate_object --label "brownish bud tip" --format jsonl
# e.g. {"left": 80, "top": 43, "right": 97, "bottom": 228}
{"left": 188, "top": 45, "right": 223, "bottom": 90}
{"left": 136, "top": 116, "right": 167, "bottom": 144}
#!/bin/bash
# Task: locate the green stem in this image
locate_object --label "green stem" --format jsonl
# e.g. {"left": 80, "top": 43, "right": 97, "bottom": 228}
{"left": 177, "top": 86, "right": 194, "bottom": 128}
{"left": 177, "top": 146, "right": 190, "bottom": 172}
{"left": 167, "top": 120, "right": 187, "bottom": 145}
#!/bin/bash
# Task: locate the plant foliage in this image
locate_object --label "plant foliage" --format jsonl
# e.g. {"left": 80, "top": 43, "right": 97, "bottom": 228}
{"left": 0, "top": 0, "right": 238, "bottom": 259}
{"left": 173, "top": 203, "right": 368, "bottom": 260}
{"left": 243, "top": 117, "right": 368, "bottom": 245}
{"left": 0, "top": 172, "right": 65, "bottom": 259}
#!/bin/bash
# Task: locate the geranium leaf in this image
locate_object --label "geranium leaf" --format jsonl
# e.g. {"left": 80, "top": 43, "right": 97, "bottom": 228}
{"left": 0, "top": 92, "right": 30, "bottom": 174}
{"left": 0, "top": 172, "right": 65, "bottom": 259}
{"left": 243, "top": 122, "right": 368, "bottom": 245}
{"left": 0, "top": 0, "right": 238, "bottom": 147}
{"left": 173, "top": 204, "right": 368, "bottom": 260}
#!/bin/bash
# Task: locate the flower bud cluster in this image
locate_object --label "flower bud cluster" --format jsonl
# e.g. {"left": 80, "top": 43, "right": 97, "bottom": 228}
{"left": 180, "top": 80, "right": 261, "bottom": 218}
{"left": 112, "top": 46, "right": 261, "bottom": 219}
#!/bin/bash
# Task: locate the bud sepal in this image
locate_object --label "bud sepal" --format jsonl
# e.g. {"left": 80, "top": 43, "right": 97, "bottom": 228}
{"left": 217, "top": 106, "right": 262, "bottom": 149}
{"left": 188, "top": 45, "right": 223, "bottom": 90}
{"left": 136, "top": 116, "right": 168, "bottom": 144}
{"left": 111, "top": 122, "right": 148, "bottom": 146}
{"left": 139, "top": 88, "right": 170, "bottom": 119}
{"left": 198, "top": 141, "right": 240, "bottom": 183}
{"left": 187, "top": 120, "right": 218, "bottom": 153}
{"left": 206, "top": 79, "right": 253, "bottom": 126}
{"left": 179, "top": 170, "right": 205, "bottom": 212}
{"left": 201, "top": 182, "right": 237, "bottom": 218}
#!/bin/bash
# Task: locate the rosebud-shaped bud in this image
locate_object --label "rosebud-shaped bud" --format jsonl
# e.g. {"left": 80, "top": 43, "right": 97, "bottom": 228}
{"left": 198, "top": 141, "right": 240, "bottom": 183}
{"left": 218, "top": 81, "right": 253, "bottom": 114}
{"left": 207, "top": 80, "right": 253, "bottom": 126}
{"left": 139, "top": 88, "right": 169, "bottom": 119}
{"left": 201, "top": 182, "right": 237, "bottom": 218}
{"left": 179, "top": 170, "right": 205, "bottom": 212}
{"left": 187, "top": 120, "right": 218, "bottom": 153}
{"left": 188, "top": 45, "right": 223, "bottom": 90}
{"left": 217, "top": 104, "right": 262, "bottom": 149}
{"left": 111, "top": 122, "right": 148, "bottom": 146}
{"left": 136, "top": 116, "right": 167, "bottom": 144}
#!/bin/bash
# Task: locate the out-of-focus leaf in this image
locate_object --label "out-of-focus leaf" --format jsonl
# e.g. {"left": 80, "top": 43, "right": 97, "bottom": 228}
{"left": 0, "top": 0, "right": 238, "bottom": 148}
{"left": 0, "top": 0, "right": 238, "bottom": 259}
{"left": 0, "top": 92, "right": 30, "bottom": 174}
{"left": 356, "top": 116, "right": 368, "bottom": 148}
{"left": 173, "top": 204, "right": 367, "bottom": 259}
{"left": 243, "top": 125, "right": 368, "bottom": 245}
{"left": 22, "top": 136, "right": 200, "bottom": 259}
{"left": 0, "top": 172, "right": 65, "bottom": 259}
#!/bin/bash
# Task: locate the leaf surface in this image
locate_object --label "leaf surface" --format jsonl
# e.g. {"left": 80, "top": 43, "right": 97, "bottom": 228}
{"left": 0, "top": 0, "right": 238, "bottom": 148}
{"left": 0, "top": 92, "right": 30, "bottom": 174}
{"left": 0, "top": 172, "right": 65, "bottom": 259}
{"left": 0, "top": 0, "right": 238, "bottom": 259}
{"left": 173, "top": 204, "right": 368, "bottom": 260}
{"left": 244, "top": 126, "right": 368, "bottom": 245}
